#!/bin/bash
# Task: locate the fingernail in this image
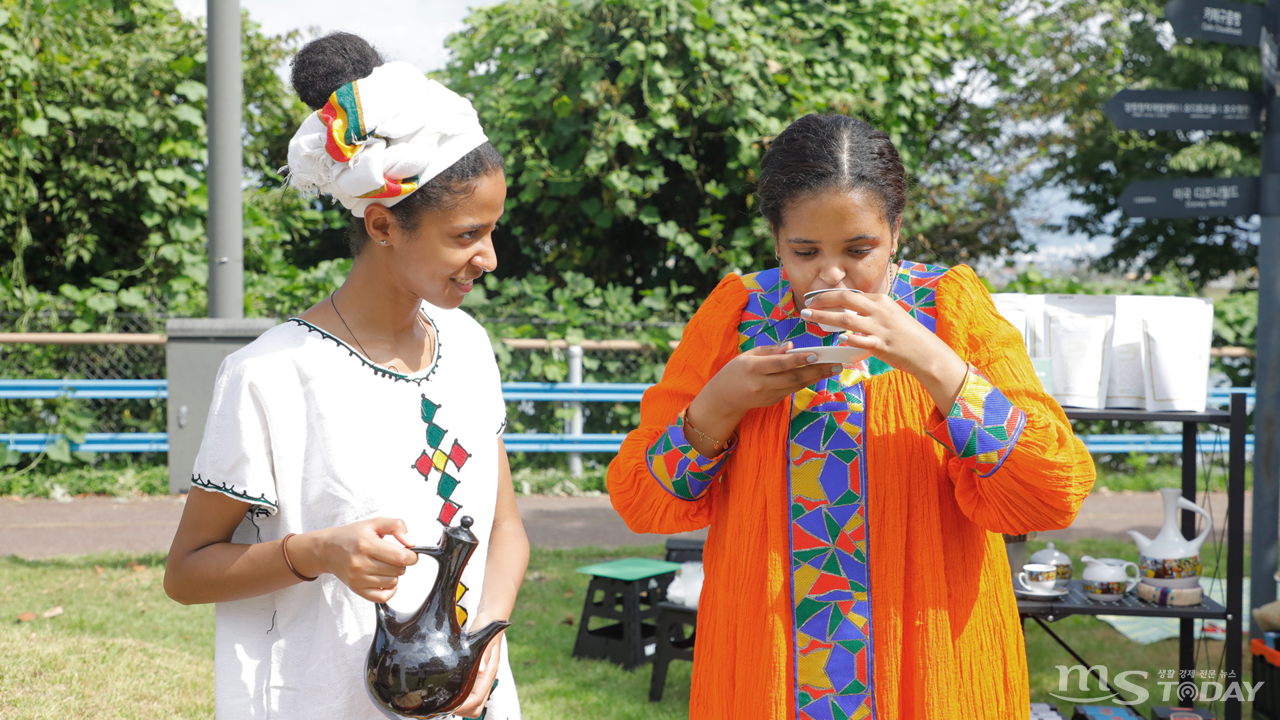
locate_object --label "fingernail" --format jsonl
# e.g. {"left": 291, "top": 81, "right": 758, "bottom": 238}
{"left": 807, "top": 354, "right": 818, "bottom": 363}
{"left": 830, "top": 366, "right": 842, "bottom": 375}
{"left": 800, "top": 309, "right": 813, "bottom": 318}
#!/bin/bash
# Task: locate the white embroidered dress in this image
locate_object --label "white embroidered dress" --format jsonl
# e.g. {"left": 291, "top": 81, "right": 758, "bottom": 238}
{"left": 190, "top": 304, "right": 519, "bottom": 720}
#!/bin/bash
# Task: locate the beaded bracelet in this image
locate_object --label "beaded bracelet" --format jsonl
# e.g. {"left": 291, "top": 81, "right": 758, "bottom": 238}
{"left": 282, "top": 533, "right": 318, "bottom": 582}
{"left": 684, "top": 409, "right": 731, "bottom": 453}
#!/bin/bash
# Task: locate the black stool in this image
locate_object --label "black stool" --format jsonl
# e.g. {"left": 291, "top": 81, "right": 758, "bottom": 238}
{"left": 649, "top": 601, "right": 698, "bottom": 701}
{"left": 664, "top": 537, "right": 705, "bottom": 563}
{"left": 571, "top": 558, "right": 680, "bottom": 670}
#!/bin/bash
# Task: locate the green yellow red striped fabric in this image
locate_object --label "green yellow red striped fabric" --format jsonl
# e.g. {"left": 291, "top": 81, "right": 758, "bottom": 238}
{"left": 357, "top": 175, "right": 420, "bottom": 199}
{"left": 318, "top": 80, "right": 420, "bottom": 200}
{"left": 319, "top": 82, "right": 366, "bottom": 163}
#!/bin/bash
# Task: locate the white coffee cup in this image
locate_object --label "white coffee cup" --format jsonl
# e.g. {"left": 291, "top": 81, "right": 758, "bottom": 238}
{"left": 1017, "top": 563, "right": 1058, "bottom": 593}
{"left": 802, "top": 288, "right": 862, "bottom": 333}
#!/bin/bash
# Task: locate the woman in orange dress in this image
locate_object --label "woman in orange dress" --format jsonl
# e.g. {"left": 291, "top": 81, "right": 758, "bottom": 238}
{"left": 607, "top": 114, "right": 1095, "bottom": 720}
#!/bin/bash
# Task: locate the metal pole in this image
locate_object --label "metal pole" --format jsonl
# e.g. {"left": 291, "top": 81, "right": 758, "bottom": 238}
{"left": 1180, "top": 421, "right": 1197, "bottom": 675}
{"left": 1226, "top": 392, "right": 1246, "bottom": 720}
{"left": 567, "top": 344, "right": 583, "bottom": 478}
{"left": 206, "top": 0, "right": 243, "bottom": 319}
{"left": 1252, "top": 0, "right": 1280, "bottom": 637}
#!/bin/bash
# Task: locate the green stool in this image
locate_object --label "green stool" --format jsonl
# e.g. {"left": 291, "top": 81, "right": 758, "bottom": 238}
{"left": 572, "top": 558, "right": 681, "bottom": 669}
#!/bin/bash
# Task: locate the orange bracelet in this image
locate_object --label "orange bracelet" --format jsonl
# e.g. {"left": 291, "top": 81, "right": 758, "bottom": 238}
{"left": 282, "top": 533, "right": 318, "bottom": 582}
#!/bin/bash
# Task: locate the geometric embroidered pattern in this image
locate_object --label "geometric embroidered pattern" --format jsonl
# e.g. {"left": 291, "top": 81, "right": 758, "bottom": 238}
{"left": 412, "top": 395, "right": 472, "bottom": 527}
{"left": 788, "top": 380, "right": 876, "bottom": 720}
{"left": 645, "top": 407, "right": 734, "bottom": 501}
{"left": 926, "top": 366, "right": 1026, "bottom": 478}
{"left": 411, "top": 394, "right": 473, "bottom": 625}
{"left": 889, "top": 260, "right": 946, "bottom": 334}
{"left": 738, "top": 267, "right": 829, "bottom": 352}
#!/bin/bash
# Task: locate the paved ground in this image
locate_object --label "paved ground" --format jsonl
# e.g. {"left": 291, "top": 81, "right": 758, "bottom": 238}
{"left": 0, "top": 489, "right": 1246, "bottom": 560}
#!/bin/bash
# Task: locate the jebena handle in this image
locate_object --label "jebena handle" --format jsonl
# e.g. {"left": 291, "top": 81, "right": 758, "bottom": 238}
{"left": 1176, "top": 496, "right": 1214, "bottom": 551}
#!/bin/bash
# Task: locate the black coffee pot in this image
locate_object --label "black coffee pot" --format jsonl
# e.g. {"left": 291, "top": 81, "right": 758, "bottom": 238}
{"left": 366, "top": 516, "right": 510, "bottom": 718}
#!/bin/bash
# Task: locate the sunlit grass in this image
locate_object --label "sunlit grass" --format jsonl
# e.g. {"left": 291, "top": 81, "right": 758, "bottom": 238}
{"left": 0, "top": 540, "right": 1252, "bottom": 718}
{"left": 0, "top": 547, "right": 689, "bottom": 720}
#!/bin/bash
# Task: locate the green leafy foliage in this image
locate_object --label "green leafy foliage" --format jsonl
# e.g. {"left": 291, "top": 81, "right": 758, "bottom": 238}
{"left": 439, "top": 0, "right": 1054, "bottom": 298}
{"left": 0, "top": 0, "right": 349, "bottom": 321}
{"left": 1029, "top": 0, "right": 1265, "bottom": 285}
{"left": 464, "top": 271, "right": 690, "bottom": 468}
{"left": 0, "top": 0, "right": 353, "bottom": 467}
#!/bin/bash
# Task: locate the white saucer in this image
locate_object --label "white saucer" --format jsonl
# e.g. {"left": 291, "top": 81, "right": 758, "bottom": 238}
{"left": 1013, "top": 586, "right": 1068, "bottom": 599}
{"left": 787, "top": 346, "right": 872, "bottom": 365}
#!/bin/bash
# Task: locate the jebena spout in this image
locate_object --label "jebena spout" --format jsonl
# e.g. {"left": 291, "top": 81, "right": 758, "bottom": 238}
{"left": 467, "top": 619, "right": 511, "bottom": 657}
{"left": 1127, "top": 530, "right": 1152, "bottom": 553}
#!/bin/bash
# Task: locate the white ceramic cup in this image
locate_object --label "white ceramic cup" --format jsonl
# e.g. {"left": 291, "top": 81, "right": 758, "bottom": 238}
{"left": 1017, "top": 563, "right": 1059, "bottom": 593}
{"left": 802, "top": 288, "right": 863, "bottom": 333}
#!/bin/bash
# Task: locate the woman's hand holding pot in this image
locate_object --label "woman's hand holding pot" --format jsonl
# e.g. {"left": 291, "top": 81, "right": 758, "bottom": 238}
{"left": 291, "top": 517, "right": 420, "bottom": 603}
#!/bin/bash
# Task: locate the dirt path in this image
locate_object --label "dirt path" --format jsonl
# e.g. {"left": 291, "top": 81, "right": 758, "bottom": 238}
{"left": 0, "top": 490, "right": 1244, "bottom": 560}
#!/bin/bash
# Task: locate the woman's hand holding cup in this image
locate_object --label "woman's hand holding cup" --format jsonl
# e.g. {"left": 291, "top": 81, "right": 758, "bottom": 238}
{"left": 687, "top": 343, "right": 842, "bottom": 457}
{"left": 799, "top": 290, "right": 969, "bottom": 412}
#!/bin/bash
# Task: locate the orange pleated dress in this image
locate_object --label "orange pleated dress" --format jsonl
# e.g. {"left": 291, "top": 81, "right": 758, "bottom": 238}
{"left": 607, "top": 261, "right": 1096, "bottom": 720}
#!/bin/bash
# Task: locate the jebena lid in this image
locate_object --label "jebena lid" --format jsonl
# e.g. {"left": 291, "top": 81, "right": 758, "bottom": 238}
{"left": 1029, "top": 541, "right": 1070, "bottom": 565}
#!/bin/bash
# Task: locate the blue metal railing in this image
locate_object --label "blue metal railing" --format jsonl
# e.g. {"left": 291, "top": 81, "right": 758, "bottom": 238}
{"left": 0, "top": 432, "right": 169, "bottom": 453}
{"left": 0, "top": 380, "right": 1257, "bottom": 455}
{"left": 0, "top": 379, "right": 168, "bottom": 399}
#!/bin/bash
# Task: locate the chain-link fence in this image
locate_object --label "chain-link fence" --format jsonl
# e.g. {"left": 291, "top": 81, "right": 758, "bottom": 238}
{"left": 0, "top": 313, "right": 676, "bottom": 443}
{"left": 0, "top": 312, "right": 169, "bottom": 436}
{"left": 0, "top": 312, "right": 167, "bottom": 379}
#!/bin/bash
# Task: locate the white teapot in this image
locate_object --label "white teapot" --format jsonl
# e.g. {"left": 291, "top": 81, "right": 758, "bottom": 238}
{"left": 1080, "top": 555, "right": 1139, "bottom": 602}
{"left": 1127, "top": 487, "right": 1211, "bottom": 589}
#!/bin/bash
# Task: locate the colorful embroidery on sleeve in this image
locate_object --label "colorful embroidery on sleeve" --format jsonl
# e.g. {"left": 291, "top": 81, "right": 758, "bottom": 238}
{"left": 927, "top": 366, "right": 1027, "bottom": 477}
{"left": 645, "top": 408, "right": 733, "bottom": 501}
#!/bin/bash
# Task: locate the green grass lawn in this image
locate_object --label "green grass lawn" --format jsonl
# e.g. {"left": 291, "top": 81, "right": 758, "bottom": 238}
{"left": 0, "top": 540, "right": 1252, "bottom": 719}
{"left": 0, "top": 545, "right": 690, "bottom": 720}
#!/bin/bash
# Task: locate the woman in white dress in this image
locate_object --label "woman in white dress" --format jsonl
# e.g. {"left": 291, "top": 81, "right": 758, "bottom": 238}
{"left": 164, "top": 33, "right": 528, "bottom": 720}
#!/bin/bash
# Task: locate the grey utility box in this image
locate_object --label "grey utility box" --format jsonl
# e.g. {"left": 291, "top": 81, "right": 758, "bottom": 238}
{"left": 166, "top": 318, "right": 278, "bottom": 494}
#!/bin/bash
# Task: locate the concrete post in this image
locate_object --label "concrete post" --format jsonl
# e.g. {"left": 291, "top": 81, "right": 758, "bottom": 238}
{"left": 567, "top": 344, "right": 583, "bottom": 478}
{"left": 166, "top": 318, "right": 276, "bottom": 493}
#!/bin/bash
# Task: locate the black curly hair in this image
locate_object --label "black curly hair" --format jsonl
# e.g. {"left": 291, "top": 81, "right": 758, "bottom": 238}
{"left": 756, "top": 114, "right": 906, "bottom": 233}
{"left": 289, "top": 32, "right": 505, "bottom": 256}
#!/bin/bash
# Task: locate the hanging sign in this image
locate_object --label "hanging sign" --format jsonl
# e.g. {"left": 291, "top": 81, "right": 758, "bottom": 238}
{"left": 1164, "top": 0, "right": 1265, "bottom": 46}
{"left": 1120, "top": 177, "right": 1260, "bottom": 217}
{"left": 1104, "top": 89, "right": 1262, "bottom": 132}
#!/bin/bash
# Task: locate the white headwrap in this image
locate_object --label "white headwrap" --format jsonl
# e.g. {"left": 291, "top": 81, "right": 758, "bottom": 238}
{"left": 286, "top": 61, "right": 489, "bottom": 218}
